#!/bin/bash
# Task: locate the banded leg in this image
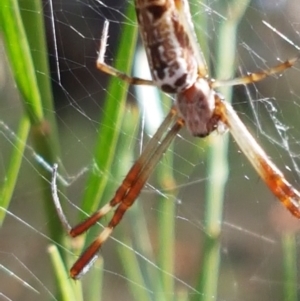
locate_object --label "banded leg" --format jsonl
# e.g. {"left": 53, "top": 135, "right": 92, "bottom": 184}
{"left": 51, "top": 107, "right": 183, "bottom": 278}
{"left": 69, "top": 116, "right": 184, "bottom": 279}
{"left": 215, "top": 96, "right": 300, "bottom": 219}
{"left": 212, "top": 54, "right": 300, "bottom": 88}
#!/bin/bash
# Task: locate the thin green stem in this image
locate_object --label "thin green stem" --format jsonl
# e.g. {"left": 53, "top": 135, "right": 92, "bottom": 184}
{"left": 157, "top": 94, "right": 176, "bottom": 301}
{"left": 80, "top": 3, "right": 138, "bottom": 218}
{"left": 0, "top": 0, "right": 62, "bottom": 242}
{"left": 195, "top": 1, "right": 251, "bottom": 301}
{"left": 0, "top": 116, "right": 30, "bottom": 225}
{"left": 48, "top": 245, "right": 80, "bottom": 301}
{"left": 282, "top": 234, "right": 298, "bottom": 301}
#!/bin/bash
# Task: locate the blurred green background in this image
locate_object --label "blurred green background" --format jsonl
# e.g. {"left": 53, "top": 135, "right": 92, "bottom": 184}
{"left": 1, "top": 0, "right": 300, "bottom": 301}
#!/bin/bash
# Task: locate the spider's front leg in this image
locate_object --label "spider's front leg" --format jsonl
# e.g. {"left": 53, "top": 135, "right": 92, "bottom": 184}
{"left": 96, "top": 20, "right": 154, "bottom": 86}
{"left": 212, "top": 54, "right": 300, "bottom": 88}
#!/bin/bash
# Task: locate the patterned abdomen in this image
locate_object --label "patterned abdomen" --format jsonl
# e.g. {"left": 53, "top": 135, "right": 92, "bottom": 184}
{"left": 135, "top": 0, "right": 198, "bottom": 93}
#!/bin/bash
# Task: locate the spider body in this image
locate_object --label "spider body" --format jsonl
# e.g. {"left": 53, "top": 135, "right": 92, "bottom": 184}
{"left": 135, "top": 0, "right": 219, "bottom": 136}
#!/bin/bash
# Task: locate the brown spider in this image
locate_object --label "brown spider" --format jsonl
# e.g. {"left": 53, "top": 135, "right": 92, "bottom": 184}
{"left": 52, "top": 0, "right": 300, "bottom": 279}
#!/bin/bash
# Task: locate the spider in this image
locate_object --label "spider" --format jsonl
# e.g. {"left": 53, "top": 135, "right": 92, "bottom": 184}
{"left": 52, "top": 0, "right": 300, "bottom": 279}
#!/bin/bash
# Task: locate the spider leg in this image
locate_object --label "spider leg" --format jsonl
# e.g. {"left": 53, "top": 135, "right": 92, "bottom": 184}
{"left": 212, "top": 54, "right": 300, "bottom": 88}
{"left": 70, "top": 108, "right": 178, "bottom": 235}
{"left": 97, "top": 20, "right": 154, "bottom": 86}
{"left": 51, "top": 164, "right": 72, "bottom": 233}
{"left": 70, "top": 115, "right": 184, "bottom": 279}
{"left": 51, "top": 107, "right": 182, "bottom": 279}
{"left": 51, "top": 108, "right": 177, "bottom": 237}
{"left": 215, "top": 96, "right": 300, "bottom": 218}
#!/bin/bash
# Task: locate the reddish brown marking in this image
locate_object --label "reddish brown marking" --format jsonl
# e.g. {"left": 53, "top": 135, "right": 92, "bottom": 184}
{"left": 70, "top": 237, "right": 103, "bottom": 279}
{"left": 70, "top": 211, "right": 104, "bottom": 237}
{"left": 259, "top": 158, "right": 300, "bottom": 218}
{"left": 147, "top": 4, "right": 168, "bottom": 20}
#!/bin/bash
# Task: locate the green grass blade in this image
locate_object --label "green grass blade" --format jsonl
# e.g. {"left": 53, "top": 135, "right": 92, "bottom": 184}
{"left": 282, "top": 234, "right": 297, "bottom": 301}
{"left": 48, "top": 245, "right": 80, "bottom": 301}
{"left": 86, "top": 258, "right": 104, "bottom": 301}
{"left": 80, "top": 3, "right": 138, "bottom": 217}
{"left": 0, "top": 0, "right": 43, "bottom": 124}
{"left": 0, "top": 116, "right": 30, "bottom": 225}
{"left": 194, "top": 1, "right": 251, "bottom": 300}
{"left": 156, "top": 94, "right": 176, "bottom": 301}
{"left": 1, "top": 0, "right": 63, "bottom": 250}
{"left": 18, "top": 0, "right": 57, "bottom": 125}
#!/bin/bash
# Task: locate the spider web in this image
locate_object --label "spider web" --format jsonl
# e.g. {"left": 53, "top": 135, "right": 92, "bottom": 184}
{"left": 1, "top": 0, "right": 300, "bottom": 300}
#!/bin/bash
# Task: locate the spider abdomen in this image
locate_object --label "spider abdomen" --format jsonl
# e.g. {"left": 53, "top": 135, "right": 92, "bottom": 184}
{"left": 135, "top": 0, "right": 198, "bottom": 93}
